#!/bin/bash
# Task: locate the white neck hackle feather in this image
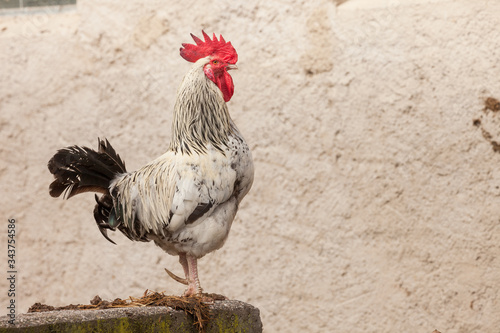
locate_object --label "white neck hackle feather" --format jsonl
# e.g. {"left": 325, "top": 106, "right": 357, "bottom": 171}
{"left": 170, "top": 57, "right": 234, "bottom": 155}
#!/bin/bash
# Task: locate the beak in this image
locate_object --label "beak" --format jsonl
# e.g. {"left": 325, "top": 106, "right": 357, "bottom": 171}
{"left": 226, "top": 64, "right": 238, "bottom": 71}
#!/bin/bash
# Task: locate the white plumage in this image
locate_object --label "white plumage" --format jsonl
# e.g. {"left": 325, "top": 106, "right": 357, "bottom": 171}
{"left": 48, "top": 32, "right": 253, "bottom": 296}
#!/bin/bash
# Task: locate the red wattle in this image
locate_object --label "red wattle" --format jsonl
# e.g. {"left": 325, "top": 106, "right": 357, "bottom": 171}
{"left": 215, "top": 70, "right": 234, "bottom": 102}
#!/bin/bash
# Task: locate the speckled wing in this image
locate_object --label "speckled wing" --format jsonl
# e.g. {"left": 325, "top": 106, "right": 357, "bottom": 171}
{"left": 168, "top": 152, "right": 237, "bottom": 232}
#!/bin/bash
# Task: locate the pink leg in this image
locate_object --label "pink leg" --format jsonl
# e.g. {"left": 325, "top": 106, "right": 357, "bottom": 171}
{"left": 165, "top": 253, "right": 203, "bottom": 296}
{"left": 184, "top": 254, "right": 203, "bottom": 296}
{"left": 179, "top": 253, "right": 189, "bottom": 279}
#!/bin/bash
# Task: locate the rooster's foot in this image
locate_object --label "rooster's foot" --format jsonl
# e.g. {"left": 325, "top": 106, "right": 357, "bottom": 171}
{"left": 183, "top": 284, "right": 203, "bottom": 297}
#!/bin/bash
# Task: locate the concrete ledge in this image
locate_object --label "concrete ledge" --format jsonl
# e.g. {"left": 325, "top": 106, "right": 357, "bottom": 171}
{"left": 0, "top": 300, "right": 263, "bottom": 333}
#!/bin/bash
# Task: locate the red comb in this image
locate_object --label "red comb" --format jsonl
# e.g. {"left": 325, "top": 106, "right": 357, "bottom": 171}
{"left": 180, "top": 31, "right": 238, "bottom": 64}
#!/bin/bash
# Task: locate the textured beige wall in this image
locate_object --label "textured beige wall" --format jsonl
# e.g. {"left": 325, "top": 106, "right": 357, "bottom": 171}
{"left": 2, "top": 0, "right": 500, "bottom": 331}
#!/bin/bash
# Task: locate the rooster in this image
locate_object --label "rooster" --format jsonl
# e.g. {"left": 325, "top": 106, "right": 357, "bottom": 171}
{"left": 47, "top": 31, "right": 254, "bottom": 297}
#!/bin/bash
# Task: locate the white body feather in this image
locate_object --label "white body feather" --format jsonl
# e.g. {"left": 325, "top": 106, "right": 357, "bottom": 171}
{"left": 109, "top": 57, "right": 254, "bottom": 258}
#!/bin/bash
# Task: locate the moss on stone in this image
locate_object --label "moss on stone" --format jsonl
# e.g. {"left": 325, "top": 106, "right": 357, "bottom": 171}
{"left": 0, "top": 300, "right": 262, "bottom": 333}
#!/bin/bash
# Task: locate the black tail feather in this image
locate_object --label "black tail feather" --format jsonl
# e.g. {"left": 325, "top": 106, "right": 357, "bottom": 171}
{"left": 93, "top": 194, "right": 117, "bottom": 245}
{"left": 48, "top": 138, "right": 127, "bottom": 244}
{"left": 97, "top": 138, "right": 126, "bottom": 172}
{"left": 48, "top": 138, "right": 126, "bottom": 199}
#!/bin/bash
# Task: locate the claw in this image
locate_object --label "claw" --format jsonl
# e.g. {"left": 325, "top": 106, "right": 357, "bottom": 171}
{"left": 164, "top": 268, "right": 188, "bottom": 285}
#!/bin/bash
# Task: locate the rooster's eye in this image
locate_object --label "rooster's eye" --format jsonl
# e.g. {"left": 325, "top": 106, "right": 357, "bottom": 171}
{"left": 212, "top": 60, "right": 218, "bottom": 64}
